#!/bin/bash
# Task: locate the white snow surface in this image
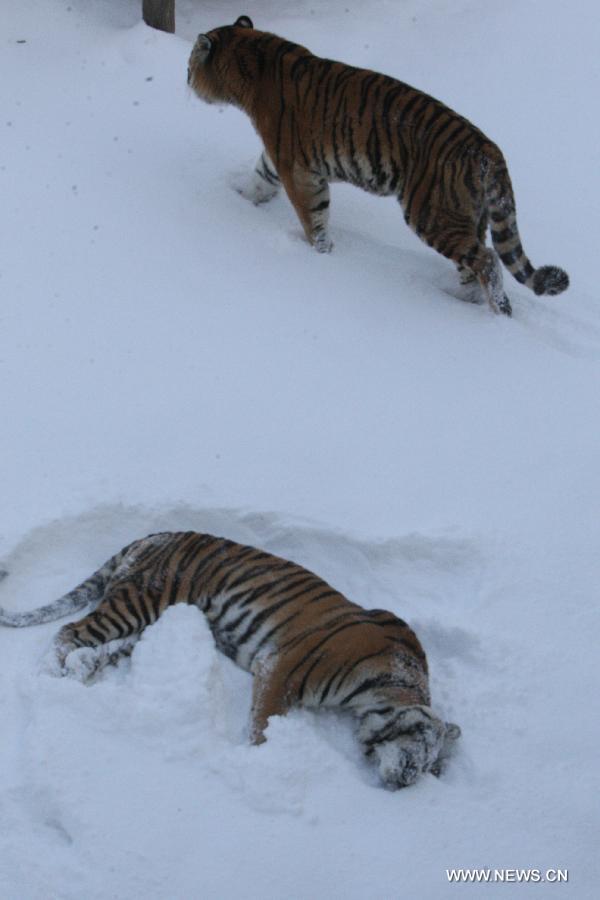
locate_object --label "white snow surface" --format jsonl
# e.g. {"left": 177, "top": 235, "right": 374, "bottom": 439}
{"left": 1, "top": 1, "right": 599, "bottom": 897}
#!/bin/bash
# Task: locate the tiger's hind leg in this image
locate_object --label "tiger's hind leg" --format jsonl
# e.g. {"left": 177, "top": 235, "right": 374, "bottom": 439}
{"left": 456, "top": 211, "right": 484, "bottom": 302}
{"left": 455, "top": 259, "right": 512, "bottom": 313}
{"left": 456, "top": 264, "right": 484, "bottom": 305}
{"left": 454, "top": 212, "right": 512, "bottom": 314}
{"left": 408, "top": 206, "right": 511, "bottom": 316}
{"left": 52, "top": 633, "right": 139, "bottom": 681}
{"left": 236, "top": 150, "right": 281, "bottom": 206}
{"left": 466, "top": 247, "right": 512, "bottom": 316}
{"left": 277, "top": 165, "right": 333, "bottom": 253}
{"left": 53, "top": 587, "right": 150, "bottom": 680}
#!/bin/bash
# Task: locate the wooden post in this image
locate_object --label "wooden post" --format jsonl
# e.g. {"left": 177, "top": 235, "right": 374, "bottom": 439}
{"left": 142, "top": 0, "right": 175, "bottom": 34}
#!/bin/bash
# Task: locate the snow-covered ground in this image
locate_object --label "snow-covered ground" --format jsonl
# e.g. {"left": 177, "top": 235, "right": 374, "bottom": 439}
{"left": 1, "top": 1, "right": 599, "bottom": 897}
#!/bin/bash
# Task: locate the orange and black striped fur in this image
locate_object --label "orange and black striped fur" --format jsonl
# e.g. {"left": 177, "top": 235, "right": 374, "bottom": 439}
{"left": 0, "top": 532, "right": 460, "bottom": 788}
{"left": 188, "top": 16, "right": 569, "bottom": 316}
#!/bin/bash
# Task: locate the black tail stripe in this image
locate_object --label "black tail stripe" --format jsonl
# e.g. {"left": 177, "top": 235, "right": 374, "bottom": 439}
{"left": 491, "top": 226, "right": 515, "bottom": 243}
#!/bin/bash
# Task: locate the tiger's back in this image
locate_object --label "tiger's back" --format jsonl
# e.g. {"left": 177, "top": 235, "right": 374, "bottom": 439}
{"left": 188, "top": 16, "right": 568, "bottom": 315}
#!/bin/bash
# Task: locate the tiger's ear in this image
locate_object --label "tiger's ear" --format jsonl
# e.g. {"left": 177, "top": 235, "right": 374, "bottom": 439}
{"left": 234, "top": 15, "right": 254, "bottom": 29}
{"left": 192, "top": 34, "right": 212, "bottom": 59}
{"left": 444, "top": 722, "right": 461, "bottom": 742}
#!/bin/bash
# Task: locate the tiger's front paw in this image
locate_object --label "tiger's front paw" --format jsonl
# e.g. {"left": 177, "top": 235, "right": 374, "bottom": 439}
{"left": 313, "top": 232, "right": 334, "bottom": 254}
{"left": 231, "top": 173, "right": 279, "bottom": 206}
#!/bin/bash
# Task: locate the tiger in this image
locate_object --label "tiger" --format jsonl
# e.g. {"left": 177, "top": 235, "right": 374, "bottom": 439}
{"left": 188, "top": 15, "right": 569, "bottom": 316}
{"left": 0, "top": 531, "right": 460, "bottom": 789}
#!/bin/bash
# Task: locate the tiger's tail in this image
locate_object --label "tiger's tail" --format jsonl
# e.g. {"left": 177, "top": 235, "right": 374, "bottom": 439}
{"left": 0, "top": 545, "right": 133, "bottom": 628}
{"left": 486, "top": 154, "right": 569, "bottom": 296}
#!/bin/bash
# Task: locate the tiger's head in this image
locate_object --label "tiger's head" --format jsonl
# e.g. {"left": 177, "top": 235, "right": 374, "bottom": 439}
{"left": 188, "top": 15, "right": 258, "bottom": 109}
{"left": 363, "top": 705, "right": 461, "bottom": 789}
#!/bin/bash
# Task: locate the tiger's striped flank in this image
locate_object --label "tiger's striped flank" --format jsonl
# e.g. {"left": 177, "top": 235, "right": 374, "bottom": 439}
{"left": 0, "top": 531, "right": 460, "bottom": 789}
{"left": 188, "top": 16, "right": 569, "bottom": 316}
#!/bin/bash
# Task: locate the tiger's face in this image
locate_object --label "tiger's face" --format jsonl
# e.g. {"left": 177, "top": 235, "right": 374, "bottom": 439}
{"left": 368, "top": 707, "right": 460, "bottom": 789}
{"left": 188, "top": 16, "right": 256, "bottom": 108}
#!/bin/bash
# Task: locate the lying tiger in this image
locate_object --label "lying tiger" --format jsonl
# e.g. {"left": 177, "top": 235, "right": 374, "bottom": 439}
{"left": 188, "top": 16, "right": 569, "bottom": 316}
{"left": 0, "top": 531, "right": 460, "bottom": 789}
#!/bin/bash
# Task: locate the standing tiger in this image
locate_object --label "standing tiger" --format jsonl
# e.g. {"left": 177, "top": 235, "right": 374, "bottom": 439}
{"left": 0, "top": 531, "right": 460, "bottom": 789}
{"left": 188, "top": 16, "right": 569, "bottom": 316}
